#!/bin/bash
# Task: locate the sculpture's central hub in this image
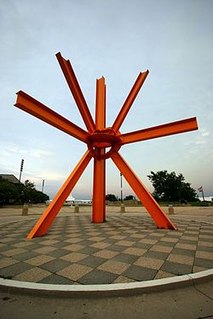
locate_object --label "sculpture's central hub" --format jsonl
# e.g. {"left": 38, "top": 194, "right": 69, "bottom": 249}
{"left": 86, "top": 128, "right": 122, "bottom": 159}
{"left": 86, "top": 128, "right": 121, "bottom": 148}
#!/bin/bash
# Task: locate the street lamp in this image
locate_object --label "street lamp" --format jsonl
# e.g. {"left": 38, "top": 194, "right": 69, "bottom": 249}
{"left": 120, "top": 172, "right": 123, "bottom": 203}
{"left": 19, "top": 159, "right": 24, "bottom": 183}
{"left": 41, "top": 179, "right": 45, "bottom": 193}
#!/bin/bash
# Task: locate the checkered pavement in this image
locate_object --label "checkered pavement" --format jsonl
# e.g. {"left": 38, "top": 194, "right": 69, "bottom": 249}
{"left": 0, "top": 214, "right": 212, "bottom": 284}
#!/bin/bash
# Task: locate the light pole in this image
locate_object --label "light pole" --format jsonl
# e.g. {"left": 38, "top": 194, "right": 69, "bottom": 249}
{"left": 120, "top": 172, "right": 123, "bottom": 203}
{"left": 19, "top": 159, "right": 24, "bottom": 183}
{"left": 198, "top": 186, "right": 205, "bottom": 201}
{"left": 41, "top": 179, "right": 45, "bottom": 193}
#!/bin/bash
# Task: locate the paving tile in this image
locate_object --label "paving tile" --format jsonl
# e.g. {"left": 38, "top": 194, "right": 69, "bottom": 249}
{"left": 193, "top": 266, "right": 208, "bottom": 273}
{"left": 0, "top": 262, "right": 32, "bottom": 279}
{"left": 12, "top": 241, "right": 35, "bottom": 248}
{"left": 34, "top": 246, "right": 56, "bottom": 254}
{"left": 13, "top": 251, "right": 38, "bottom": 261}
{"left": 78, "top": 269, "right": 118, "bottom": 284}
{"left": 0, "top": 257, "right": 19, "bottom": 269}
{"left": 198, "top": 241, "right": 213, "bottom": 248}
{"left": 194, "top": 257, "right": 213, "bottom": 269}
{"left": 155, "top": 241, "right": 175, "bottom": 247}
{"left": 113, "top": 275, "right": 136, "bottom": 283}
{"left": 60, "top": 252, "right": 88, "bottom": 262}
{"left": 40, "top": 259, "right": 71, "bottom": 272}
{"left": 90, "top": 242, "right": 111, "bottom": 249}
{"left": 150, "top": 245, "right": 173, "bottom": 253}
{"left": 14, "top": 267, "right": 51, "bottom": 282}
{"left": 160, "top": 237, "right": 179, "bottom": 243}
{"left": 63, "top": 238, "right": 83, "bottom": 244}
{"left": 1, "top": 248, "right": 27, "bottom": 257}
{"left": 143, "top": 250, "right": 169, "bottom": 260}
{"left": 39, "top": 239, "right": 60, "bottom": 246}
{"left": 178, "top": 239, "right": 198, "bottom": 245}
{"left": 195, "top": 251, "right": 213, "bottom": 260}
{"left": 47, "top": 249, "right": 71, "bottom": 258}
{"left": 161, "top": 261, "right": 192, "bottom": 275}
{"left": 25, "top": 255, "right": 55, "bottom": 266}
{"left": 149, "top": 232, "right": 166, "bottom": 238}
{"left": 197, "top": 246, "right": 213, "bottom": 253}
{"left": 63, "top": 244, "right": 84, "bottom": 252}
{"left": 79, "top": 247, "right": 99, "bottom": 255}
{"left": 167, "top": 254, "right": 194, "bottom": 265}
{"left": 57, "top": 263, "right": 92, "bottom": 281}
{"left": 170, "top": 247, "right": 195, "bottom": 257}
{"left": 181, "top": 235, "right": 198, "bottom": 241}
{"left": 39, "top": 273, "right": 75, "bottom": 284}
{"left": 93, "top": 249, "right": 120, "bottom": 259}
{"left": 175, "top": 243, "right": 197, "bottom": 250}
{"left": 134, "top": 256, "right": 164, "bottom": 270}
{"left": 89, "top": 236, "right": 105, "bottom": 242}
{"left": 115, "top": 240, "right": 135, "bottom": 247}
{"left": 133, "top": 242, "right": 152, "bottom": 250}
{"left": 129, "top": 234, "right": 146, "bottom": 239}
{"left": 199, "top": 234, "right": 213, "bottom": 240}
{"left": 79, "top": 255, "right": 106, "bottom": 268}
{"left": 123, "top": 265, "right": 157, "bottom": 281}
{"left": 123, "top": 247, "right": 146, "bottom": 256}
{"left": 112, "top": 253, "right": 139, "bottom": 264}
{"left": 98, "top": 260, "right": 129, "bottom": 275}
{"left": 154, "top": 270, "right": 175, "bottom": 279}
{"left": 107, "top": 244, "right": 126, "bottom": 252}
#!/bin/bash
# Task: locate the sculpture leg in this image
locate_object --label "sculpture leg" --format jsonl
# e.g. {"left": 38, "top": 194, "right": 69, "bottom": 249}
{"left": 92, "top": 77, "right": 106, "bottom": 223}
{"left": 92, "top": 149, "right": 106, "bottom": 222}
{"left": 111, "top": 151, "right": 176, "bottom": 229}
{"left": 27, "top": 149, "right": 93, "bottom": 239}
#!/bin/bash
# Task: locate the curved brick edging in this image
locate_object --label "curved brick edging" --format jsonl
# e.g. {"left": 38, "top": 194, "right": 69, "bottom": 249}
{"left": 0, "top": 269, "right": 212, "bottom": 297}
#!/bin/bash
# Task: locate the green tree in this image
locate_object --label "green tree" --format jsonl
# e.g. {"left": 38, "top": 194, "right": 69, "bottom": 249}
{"left": 0, "top": 178, "right": 49, "bottom": 205}
{"left": 124, "top": 195, "right": 135, "bottom": 201}
{"left": 106, "top": 194, "right": 118, "bottom": 201}
{"left": 0, "top": 179, "right": 19, "bottom": 204}
{"left": 147, "top": 170, "right": 198, "bottom": 202}
{"left": 22, "top": 180, "right": 49, "bottom": 203}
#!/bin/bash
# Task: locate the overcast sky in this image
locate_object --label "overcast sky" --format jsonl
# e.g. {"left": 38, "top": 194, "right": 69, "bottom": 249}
{"left": 1, "top": 0, "right": 213, "bottom": 199}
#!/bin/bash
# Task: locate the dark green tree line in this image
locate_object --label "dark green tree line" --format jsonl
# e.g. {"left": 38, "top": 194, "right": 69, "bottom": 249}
{"left": 0, "top": 178, "right": 49, "bottom": 205}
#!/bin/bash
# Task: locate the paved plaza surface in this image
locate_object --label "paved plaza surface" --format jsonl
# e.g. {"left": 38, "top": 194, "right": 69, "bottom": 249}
{"left": 0, "top": 206, "right": 212, "bottom": 285}
{"left": 0, "top": 206, "right": 213, "bottom": 319}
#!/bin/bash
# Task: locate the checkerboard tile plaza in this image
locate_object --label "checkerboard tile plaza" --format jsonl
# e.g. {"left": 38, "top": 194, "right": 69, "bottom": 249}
{"left": 0, "top": 215, "right": 212, "bottom": 284}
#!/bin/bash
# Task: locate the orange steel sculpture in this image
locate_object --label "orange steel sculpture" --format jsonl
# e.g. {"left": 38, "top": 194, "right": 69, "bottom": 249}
{"left": 15, "top": 52, "right": 198, "bottom": 239}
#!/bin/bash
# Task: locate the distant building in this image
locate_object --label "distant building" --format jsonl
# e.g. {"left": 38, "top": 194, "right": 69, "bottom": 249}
{"left": 0, "top": 174, "right": 20, "bottom": 184}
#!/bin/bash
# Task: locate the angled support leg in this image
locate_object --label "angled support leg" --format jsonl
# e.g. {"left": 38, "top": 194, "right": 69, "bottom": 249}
{"left": 111, "top": 151, "right": 176, "bottom": 229}
{"left": 27, "top": 149, "right": 93, "bottom": 239}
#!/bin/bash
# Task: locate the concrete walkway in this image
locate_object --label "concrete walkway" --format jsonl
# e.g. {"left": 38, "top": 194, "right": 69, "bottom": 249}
{"left": 0, "top": 205, "right": 213, "bottom": 318}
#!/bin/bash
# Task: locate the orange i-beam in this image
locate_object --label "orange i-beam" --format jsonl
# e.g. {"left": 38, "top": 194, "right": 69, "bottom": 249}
{"left": 14, "top": 52, "right": 198, "bottom": 238}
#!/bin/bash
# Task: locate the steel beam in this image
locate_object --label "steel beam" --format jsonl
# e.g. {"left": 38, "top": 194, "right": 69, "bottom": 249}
{"left": 27, "top": 149, "right": 93, "bottom": 239}
{"left": 120, "top": 117, "right": 198, "bottom": 145}
{"left": 15, "top": 90, "right": 89, "bottom": 143}
{"left": 92, "top": 78, "right": 106, "bottom": 223}
{"left": 111, "top": 150, "right": 176, "bottom": 229}
{"left": 56, "top": 52, "right": 95, "bottom": 133}
{"left": 112, "top": 71, "right": 149, "bottom": 132}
